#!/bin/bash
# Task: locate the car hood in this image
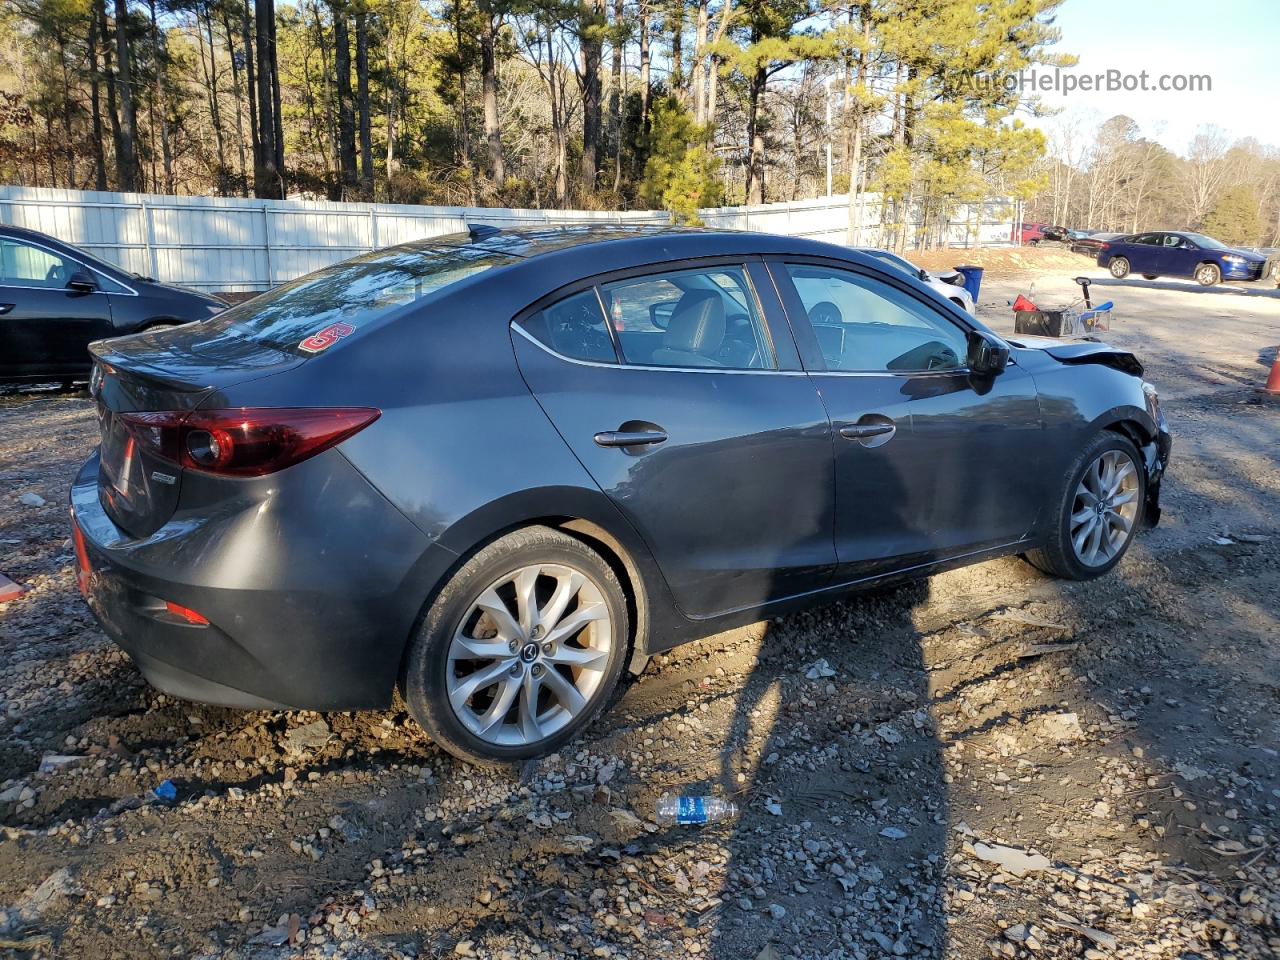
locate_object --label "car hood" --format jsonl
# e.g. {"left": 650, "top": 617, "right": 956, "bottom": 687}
{"left": 1008, "top": 335, "right": 1143, "bottom": 376}
{"left": 1222, "top": 248, "right": 1266, "bottom": 262}
{"left": 138, "top": 278, "right": 228, "bottom": 306}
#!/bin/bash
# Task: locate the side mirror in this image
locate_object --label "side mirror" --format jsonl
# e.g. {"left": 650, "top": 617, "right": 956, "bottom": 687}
{"left": 967, "top": 329, "right": 1009, "bottom": 377}
{"left": 67, "top": 271, "right": 97, "bottom": 292}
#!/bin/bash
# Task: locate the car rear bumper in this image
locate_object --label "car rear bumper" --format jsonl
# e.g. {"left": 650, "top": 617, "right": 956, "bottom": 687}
{"left": 70, "top": 450, "right": 449, "bottom": 711}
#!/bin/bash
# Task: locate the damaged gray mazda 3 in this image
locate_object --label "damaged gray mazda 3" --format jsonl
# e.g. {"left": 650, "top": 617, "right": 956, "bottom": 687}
{"left": 70, "top": 226, "right": 1170, "bottom": 765}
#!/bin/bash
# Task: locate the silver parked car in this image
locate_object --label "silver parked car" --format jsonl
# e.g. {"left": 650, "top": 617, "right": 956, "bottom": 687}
{"left": 857, "top": 248, "right": 975, "bottom": 314}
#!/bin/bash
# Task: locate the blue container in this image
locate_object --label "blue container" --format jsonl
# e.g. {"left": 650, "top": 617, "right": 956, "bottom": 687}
{"left": 955, "top": 264, "right": 984, "bottom": 304}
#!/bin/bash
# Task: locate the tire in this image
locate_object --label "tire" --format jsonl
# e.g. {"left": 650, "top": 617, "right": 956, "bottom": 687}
{"left": 1108, "top": 257, "right": 1130, "bottom": 279}
{"left": 1028, "top": 239, "right": 1040, "bottom": 247}
{"left": 402, "top": 525, "right": 630, "bottom": 766}
{"left": 1195, "top": 262, "right": 1221, "bottom": 286}
{"left": 1142, "top": 274, "right": 1157, "bottom": 280}
{"left": 1025, "top": 431, "right": 1146, "bottom": 581}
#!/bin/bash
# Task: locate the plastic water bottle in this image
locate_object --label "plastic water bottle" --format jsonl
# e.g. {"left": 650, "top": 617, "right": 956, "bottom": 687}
{"left": 655, "top": 794, "right": 738, "bottom": 825}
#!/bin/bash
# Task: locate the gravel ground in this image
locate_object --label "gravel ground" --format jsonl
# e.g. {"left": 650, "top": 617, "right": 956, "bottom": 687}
{"left": 0, "top": 265, "right": 1278, "bottom": 960}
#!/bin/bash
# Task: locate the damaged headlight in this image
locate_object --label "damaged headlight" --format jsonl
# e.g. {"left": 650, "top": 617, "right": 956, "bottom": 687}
{"left": 1142, "top": 382, "right": 1161, "bottom": 422}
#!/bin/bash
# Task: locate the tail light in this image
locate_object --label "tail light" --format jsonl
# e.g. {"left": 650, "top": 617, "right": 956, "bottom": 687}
{"left": 118, "top": 407, "right": 380, "bottom": 477}
{"left": 1100, "top": 242, "right": 1111, "bottom": 250}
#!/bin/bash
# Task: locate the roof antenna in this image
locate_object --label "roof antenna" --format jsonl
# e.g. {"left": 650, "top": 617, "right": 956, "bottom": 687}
{"left": 466, "top": 223, "right": 501, "bottom": 241}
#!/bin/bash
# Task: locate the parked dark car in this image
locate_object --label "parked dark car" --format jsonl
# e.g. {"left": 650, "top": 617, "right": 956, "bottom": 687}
{"left": 0, "top": 224, "right": 227, "bottom": 386}
{"left": 70, "top": 226, "right": 1170, "bottom": 765}
{"left": 1097, "top": 231, "right": 1276, "bottom": 285}
{"left": 1071, "top": 231, "right": 1122, "bottom": 257}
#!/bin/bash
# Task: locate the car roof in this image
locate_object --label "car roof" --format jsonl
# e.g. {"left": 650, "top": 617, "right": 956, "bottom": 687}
{"left": 401, "top": 224, "right": 862, "bottom": 263}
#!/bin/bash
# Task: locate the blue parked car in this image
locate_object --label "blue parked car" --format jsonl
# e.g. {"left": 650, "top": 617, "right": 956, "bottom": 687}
{"left": 1097, "top": 231, "right": 1275, "bottom": 286}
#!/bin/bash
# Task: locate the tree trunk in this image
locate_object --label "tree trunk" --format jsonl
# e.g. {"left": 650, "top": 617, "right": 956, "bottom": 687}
{"left": 57, "top": 36, "right": 76, "bottom": 188}
{"left": 356, "top": 10, "right": 373, "bottom": 196}
{"left": 703, "top": 0, "right": 731, "bottom": 136}
{"left": 479, "top": 4, "right": 506, "bottom": 185}
{"left": 745, "top": 66, "right": 765, "bottom": 204}
{"left": 269, "top": 4, "right": 283, "bottom": 177}
{"left": 609, "top": 0, "right": 622, "bottom": 191}
{"left": 844, "top": 5, "right": 868, "bottom": 245}
{"left": 87, "top": 13, "right": 108, "bottom": 190}
{"left": 149, "top": 0, "right": 173, "bottom": 192}
{"left": 254, "top": 0, "right": 283, "bottom": 197}
{"left": 669, "top": 0, "right": 683, "bottom": 91}
{"left": 639, "top": 0, "right": 650, "bottom": 139}
{"left": 240, "top": 2, "right": 260, "bottom": 188}
{"left": 197, "top": 7, "right": 227, "bottom": 193}
{"left": 579, "top": 0, "right": 604, "bottom": 195}
{"left": 97, "top": 0, "right": 124, "bottom": 186}
{"left": 112, "top": 0, "right": 139, "bottom": 190}
{"left": 221, "top": 8, "right": 250, "bottom": 195}
{"left": 332, "top": 4, "right": 358, "bottom": 195}
{"left": 691, "top": 0, "right": 708, "bottom": 125}
{"left": 450, "top": 4, "right": 475, "bottom": 202}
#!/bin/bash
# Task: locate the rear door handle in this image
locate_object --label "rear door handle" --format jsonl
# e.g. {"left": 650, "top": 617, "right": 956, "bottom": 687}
{"left": 839, "top": 423, "right": 894, "bottom": 440}
{"left": 593, "top": 429, "right": 668, "bottom": 448}
{"left": 0, "top": 304, "right": 14, "bottom": 315}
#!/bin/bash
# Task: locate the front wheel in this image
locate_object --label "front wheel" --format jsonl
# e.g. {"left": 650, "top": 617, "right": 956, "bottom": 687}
{"left": 1195, "top": 263, "right": 1221, "bottom": 286}
{"left": 1109, "top": 257, "right": 1130, "bottom": 279}
{"left": 402, "top": 525, "right": 630, "bottom": 766}
{"left": 1025, "top": 432, "right": 1146, "bottom": 581}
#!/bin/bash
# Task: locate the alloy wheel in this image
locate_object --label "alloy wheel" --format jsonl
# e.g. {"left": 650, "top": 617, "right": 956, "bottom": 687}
{"left": 1069, "top": 449, "right": 1140, "bottom": 567}
{"left": 445, "top": 563, "right": 612, "bottom": 747}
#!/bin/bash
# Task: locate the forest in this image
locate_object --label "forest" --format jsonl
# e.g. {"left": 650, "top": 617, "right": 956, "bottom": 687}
{"left": 0, "top": 0, "right": 1061, "bottom": 222}
{"left": 1, "top": 0, "right": 1276, "bottom": 247}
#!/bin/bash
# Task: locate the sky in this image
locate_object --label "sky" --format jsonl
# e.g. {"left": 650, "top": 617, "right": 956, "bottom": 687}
{"left": 1022, "top": 0, "right": 1280, "bottom": 156}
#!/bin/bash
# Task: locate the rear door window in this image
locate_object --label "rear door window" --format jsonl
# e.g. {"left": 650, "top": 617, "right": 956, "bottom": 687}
{"left": 518, "top": 289, "right": 617, "bottom": 363}
{"left": 599, "top": 266, "right": 774, "bottom": 370}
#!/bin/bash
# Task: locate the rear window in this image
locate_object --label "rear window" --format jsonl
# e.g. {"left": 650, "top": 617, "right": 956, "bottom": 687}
{"left": 198, "top": 243, "right": 516, "bottom": 353}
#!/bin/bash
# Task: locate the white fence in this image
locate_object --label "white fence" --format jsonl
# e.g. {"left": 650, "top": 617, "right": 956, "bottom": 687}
{"left": 0, "top": 186, "right": 1014, "bottom": 292}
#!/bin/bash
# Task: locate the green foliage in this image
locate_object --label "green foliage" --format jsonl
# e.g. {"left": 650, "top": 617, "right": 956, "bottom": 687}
{"left": 641, "top": 95, "right": 720, "bottom": 223}
{"left": 1202, "top": 186, "right": 1262, "bottom": 247}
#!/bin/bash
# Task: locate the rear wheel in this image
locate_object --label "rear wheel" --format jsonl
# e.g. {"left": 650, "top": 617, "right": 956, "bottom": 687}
{"left": 1195, "top": 262, "right": 1221, "bottom": 286}
{"left": 1109, "top": 257, "right": 1130, "bottom": 279}
{"left": 402, "top": 526, "right": 630, "bottom": 766}
{"left": 1025, "top": 432, "right": 1145, "bottom": 580}
{"left": 1142, "top": 274, "right": 1157, "bottom": 280}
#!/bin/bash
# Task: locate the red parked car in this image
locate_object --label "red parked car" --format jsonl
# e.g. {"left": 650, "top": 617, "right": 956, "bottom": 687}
{"left": 1019, "top": 223, "right": 1070, "bottom": 246}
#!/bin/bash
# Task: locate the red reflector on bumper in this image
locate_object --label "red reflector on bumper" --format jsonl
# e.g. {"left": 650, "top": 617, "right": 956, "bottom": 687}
{"left": 71, "top": 513, "right": 91, "bottom": 597}
{"left": 165, "top": 601, "right": 210, "bottom": 626}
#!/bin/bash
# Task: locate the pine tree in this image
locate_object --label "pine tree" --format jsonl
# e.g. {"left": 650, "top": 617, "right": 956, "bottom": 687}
{"left": 1202, "top": 186, "right": 1262, "bottom": 247}
{"left": 641, "top": 95, "right": 720, "bottom": 222}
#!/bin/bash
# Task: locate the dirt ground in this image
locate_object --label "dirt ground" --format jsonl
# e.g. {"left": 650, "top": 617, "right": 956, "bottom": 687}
{"left": 1, "top": 258, "right": 1279, "bottom": 960}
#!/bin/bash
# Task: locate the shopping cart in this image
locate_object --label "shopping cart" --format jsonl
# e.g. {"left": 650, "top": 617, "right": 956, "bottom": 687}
{"left": 1013, "top": 276, "right": 1113, "bottom": 338}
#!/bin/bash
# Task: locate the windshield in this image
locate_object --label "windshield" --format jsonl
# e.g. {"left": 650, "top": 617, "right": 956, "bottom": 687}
{"left": 1181, "top": 233, "right": 1230, "bottom": 250}
{"left": 196, "top": 243, "right": 516, "bottom": 354}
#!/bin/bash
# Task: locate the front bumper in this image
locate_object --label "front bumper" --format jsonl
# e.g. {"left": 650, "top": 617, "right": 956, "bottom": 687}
{"left": 1140, "top": 411, "right": 1172, "bottom": 528}
{"left": 70, "top": 450, "right": 446, "bottom": 711}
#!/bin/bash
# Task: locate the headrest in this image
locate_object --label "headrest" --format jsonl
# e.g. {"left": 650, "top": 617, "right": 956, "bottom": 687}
{"left": 665, "top": 290, "right": 725, "bottom": 354}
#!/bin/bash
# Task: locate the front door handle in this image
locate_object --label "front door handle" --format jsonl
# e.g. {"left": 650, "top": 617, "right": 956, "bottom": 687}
{"left": 594, "top": 429, "right": 668, "bottom": 448}
{"left": 839, "top": 423, "right": 894, "bottom": 440}
{"left": 0, "top": 304, "right": 14, "bottom": 315}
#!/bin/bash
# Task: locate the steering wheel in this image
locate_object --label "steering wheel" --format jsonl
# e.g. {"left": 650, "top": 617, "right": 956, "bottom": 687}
{"left": 45, "top": 263, "right": 69, "bottom": 286}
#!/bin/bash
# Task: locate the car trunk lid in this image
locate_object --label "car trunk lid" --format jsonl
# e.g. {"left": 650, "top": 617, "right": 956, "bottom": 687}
{"left": 90, "top": 326, "right": 305, "bottom": 539}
